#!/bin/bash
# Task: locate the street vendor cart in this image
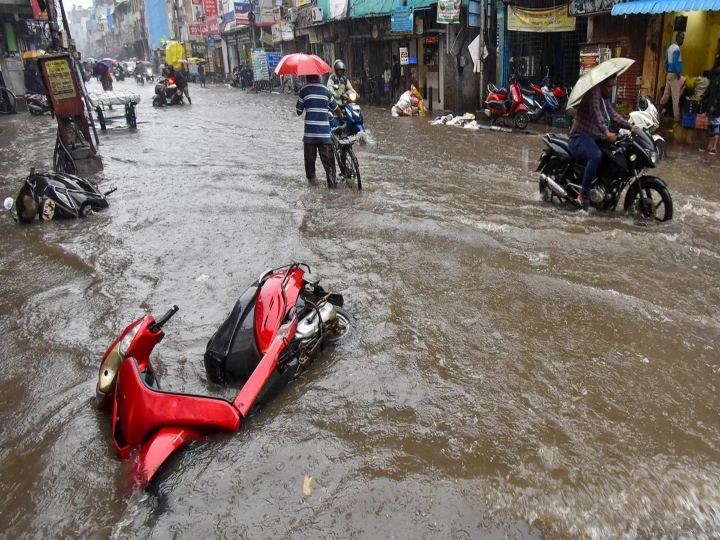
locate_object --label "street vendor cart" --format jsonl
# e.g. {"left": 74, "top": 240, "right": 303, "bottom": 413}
{"left": 88, "top": 89, "right": 140, "bottom": 130}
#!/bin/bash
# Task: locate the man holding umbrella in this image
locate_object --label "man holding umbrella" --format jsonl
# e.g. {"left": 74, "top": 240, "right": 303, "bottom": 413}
{"left": 568, "top": 58, "right": 638, "bottom": 212}
{"left": 276, "top": 53, "right": 343, "bottom": 188}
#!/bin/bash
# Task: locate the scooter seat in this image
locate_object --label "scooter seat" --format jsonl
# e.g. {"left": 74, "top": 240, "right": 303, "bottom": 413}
{"left": 521, "top": 87, "right": 538, "bottom": 97}
{"left": 112, "top": 357, "right": 241, "bottom": 459}
{"left": 488, "top": 84, "right": 507, "bottom": 95}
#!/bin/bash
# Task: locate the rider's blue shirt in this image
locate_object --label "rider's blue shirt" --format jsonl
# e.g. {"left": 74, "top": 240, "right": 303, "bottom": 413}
{"left": 296, "top": 83, "right": 338, "bottom": 145}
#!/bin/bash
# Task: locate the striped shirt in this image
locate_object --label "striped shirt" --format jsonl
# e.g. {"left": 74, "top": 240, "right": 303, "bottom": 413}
{"left": 296, "top": 83, "right": 338, "bottom": 145}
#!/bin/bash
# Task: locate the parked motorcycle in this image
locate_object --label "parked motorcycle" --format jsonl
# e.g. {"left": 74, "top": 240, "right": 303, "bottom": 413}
{"left": 521, "top": 68, "right": 568, "bottom": 123}
{"left": 3, "top": 169, "right": 113, "bottom": 223}
{"left": 485, "top": 73, "right": 530, "bottom": 129}
{"left": 95, "top": 262, "right": 352, "bottom": 488}
{"left": 537, "top": 129, "right": 673, "bottom": 222}
{"left": 629, "top": 93, "right": 666, "bottom": 162}
{"left": 24, "top": 93, "right": 50, "bottom": 115}
{"left": 152, "top": 76, "right": 184, "bottom": 106}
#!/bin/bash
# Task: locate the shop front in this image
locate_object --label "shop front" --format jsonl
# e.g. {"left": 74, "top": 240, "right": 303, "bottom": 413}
{"left": 499, "top": 0, "right": 587, "bottom": 88}
{"left": 611, "top": 0, "right": 720, "bottom": 138}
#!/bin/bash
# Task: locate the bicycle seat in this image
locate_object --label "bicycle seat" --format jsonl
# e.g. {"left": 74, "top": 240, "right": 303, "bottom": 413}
{"left": 112, "top": 357, "right": 241, "bottom": 459}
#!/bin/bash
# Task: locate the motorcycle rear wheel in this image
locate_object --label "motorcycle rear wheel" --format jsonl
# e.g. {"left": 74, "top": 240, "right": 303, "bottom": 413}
{"left": 514, "top": 112, "right": 529, "bottom": 130}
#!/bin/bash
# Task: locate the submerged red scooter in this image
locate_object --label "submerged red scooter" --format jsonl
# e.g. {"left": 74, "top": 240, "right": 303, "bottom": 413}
{"left": 96, "top": 263, "right": 352, "bottom": 488}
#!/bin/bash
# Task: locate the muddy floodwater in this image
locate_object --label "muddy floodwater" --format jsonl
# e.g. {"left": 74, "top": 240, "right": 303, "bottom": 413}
{"left": 1, "top": 79, "right": 719, "bottom": 539}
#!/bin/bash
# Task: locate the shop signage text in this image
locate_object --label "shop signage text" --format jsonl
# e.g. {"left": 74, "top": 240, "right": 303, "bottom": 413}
{"left": 391, "top": 6, "right": 414, "bottom": 33}
{"left": 437, "top": 0, "right": 460, "bottom": 24}
{"left": 507, "top": 5, "right": 576, "bottom": 33}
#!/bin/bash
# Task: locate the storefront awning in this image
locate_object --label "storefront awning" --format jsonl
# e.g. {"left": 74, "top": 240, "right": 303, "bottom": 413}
{"left": 612, "top": 0, "right": 720, "bottom": 15}
{"left": 350, "top": 0, "right": 438, "bottom": 17}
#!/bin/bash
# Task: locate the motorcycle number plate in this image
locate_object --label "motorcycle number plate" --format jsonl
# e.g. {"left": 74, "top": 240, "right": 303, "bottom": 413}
{"left": 351, "top": 105, "right": 361, "bottom": 112}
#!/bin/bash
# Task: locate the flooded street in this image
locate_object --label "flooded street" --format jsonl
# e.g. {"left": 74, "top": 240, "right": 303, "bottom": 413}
{"left": 1, "top": 79, "right": 719, "bottom": 539}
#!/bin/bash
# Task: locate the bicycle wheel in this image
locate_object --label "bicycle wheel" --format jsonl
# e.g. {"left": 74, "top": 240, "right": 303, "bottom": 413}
{"left": 341, "top": 147, "right": 362, "bottom": 190}
{"left": 0, "top": 87, "right": 17, "bottom": 114}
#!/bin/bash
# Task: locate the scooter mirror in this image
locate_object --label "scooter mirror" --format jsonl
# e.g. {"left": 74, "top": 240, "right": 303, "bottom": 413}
{"left": 4, "top": 197, "right": 13, "bottom": 211}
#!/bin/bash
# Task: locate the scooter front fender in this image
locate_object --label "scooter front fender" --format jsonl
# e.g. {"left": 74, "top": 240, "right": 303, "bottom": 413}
{"left": 514, "top": 103, "right": 529, "bottom": 113}
{"left": 133, "top": 426, "right": 205, "bottom": 488}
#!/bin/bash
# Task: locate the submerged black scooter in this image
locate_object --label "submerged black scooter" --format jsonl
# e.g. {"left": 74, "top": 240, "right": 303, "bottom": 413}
{"left": 3, "top": 169, "right": 114, "bottom": 223}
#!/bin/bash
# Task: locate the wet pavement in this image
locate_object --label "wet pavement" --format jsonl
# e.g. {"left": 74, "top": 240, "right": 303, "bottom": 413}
{"left": 1, "top": 78, "right": 719, "bottom": 539}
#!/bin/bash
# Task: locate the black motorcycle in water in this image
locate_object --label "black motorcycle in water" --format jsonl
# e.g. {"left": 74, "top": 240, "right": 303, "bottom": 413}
{"left": 537, "top": 129, "right": 673, "bottom": 222}
{"left": 3, "top": 170, "right": 113, "bottom": 223}
{"left": 152, "top": 76, "right": 184, "bottom": 106}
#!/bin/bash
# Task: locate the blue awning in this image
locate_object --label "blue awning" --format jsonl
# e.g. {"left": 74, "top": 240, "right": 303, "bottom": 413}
{"left": 612, "top": 0, "right": 720, "bottom": 15}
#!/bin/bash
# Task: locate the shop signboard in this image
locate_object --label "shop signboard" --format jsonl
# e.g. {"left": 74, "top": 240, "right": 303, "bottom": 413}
{"left": 437, "top": 0, "right": 460, "bottom": 24}
{"left": 189, "top": 23, "right": 209, "bottom": 35}
{"left": 204, "top": 0, "right": 218, "bottom": 15}
{"left": 252, "top": 49, "right": 269, "bottom": 81}
{"left": 391, "top": 6, "right": 414, "bottom": 34}
{"left": 399, "top": 47, "right": 409, "bottom": 66}
{"left": 258, "top": 0, "right": 275, "bottom": 26}
{"left": 235, "top": 2, "right": 251, "bottom": 23}
{"left": 507, "top": 5, "right": 576, "bottom": 32}
{"left": 267, "top": 52, "right": 282, "bottom": 70}
{"left": 569, "top": 0, "right": 620, "bottom": 17}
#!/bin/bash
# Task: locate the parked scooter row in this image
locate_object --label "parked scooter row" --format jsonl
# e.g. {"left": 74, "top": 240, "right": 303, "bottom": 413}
{"left": 485, "top": 68, "right": 569, "bottom": 128}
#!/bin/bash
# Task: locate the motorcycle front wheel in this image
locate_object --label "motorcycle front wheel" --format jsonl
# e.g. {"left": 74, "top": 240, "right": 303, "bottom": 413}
{"left": 624, "top": 180, "right": 673, "bottom": 222}
{"left": 324, "top": 307, "right": 355, "bottom": 346}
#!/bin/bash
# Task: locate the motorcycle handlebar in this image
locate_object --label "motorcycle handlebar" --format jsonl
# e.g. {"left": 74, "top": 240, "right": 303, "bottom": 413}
{"left": 149, "top": 305, "right": 179, "bottom": 333}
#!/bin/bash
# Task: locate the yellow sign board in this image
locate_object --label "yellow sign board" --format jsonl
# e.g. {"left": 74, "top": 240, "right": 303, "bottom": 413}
{"left": 507, "top": 5, "right": 576, "bottom": 33}
{"left": 45, "top": 60, "right": 76, "bottom": 100}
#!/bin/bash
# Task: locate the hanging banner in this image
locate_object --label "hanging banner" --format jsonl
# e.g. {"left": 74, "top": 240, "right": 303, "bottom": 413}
{"left": 437, "top": 0, "right": 460, "bottom": 24}
{"left": 204, "top": 0, "right": 218, "bottom": 15}
{"left": 391, "top": 6, "right": 414, "bottom": 33}
{"left": 235, "top": 2, "right": 251, "bottom": 23}
{"left": 506, "top": 5, "right": 576, "bottom": 32}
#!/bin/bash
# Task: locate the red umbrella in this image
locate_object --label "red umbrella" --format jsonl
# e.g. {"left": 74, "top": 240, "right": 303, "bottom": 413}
{"left": 274, "top": 53, "right": 332, "bottom": 76}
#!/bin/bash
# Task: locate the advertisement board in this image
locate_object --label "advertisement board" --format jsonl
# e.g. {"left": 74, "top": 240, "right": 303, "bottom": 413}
{"left": 437, "top": 0, "right": 460, "bottom": 24}
{"left": 391, "top": 6, "right": 414, "bottom": 33}
{"left": 506, "top": 5, "right": 576, "bottom": 32}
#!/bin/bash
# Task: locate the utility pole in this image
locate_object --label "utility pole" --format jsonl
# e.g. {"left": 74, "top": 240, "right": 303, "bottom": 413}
{"left": 479, "top": 0, "right": 485, "bottom": 110}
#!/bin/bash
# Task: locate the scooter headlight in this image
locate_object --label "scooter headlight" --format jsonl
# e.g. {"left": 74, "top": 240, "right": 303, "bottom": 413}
{"left": 347, "top": 91, "right": 358, "bottom": 103}
{"left": 118, "top": 322, "right": 141, "bottom": 357}
{"left": 98, "top": 346, "right": 122, "bottom": 395}
{"left": 147, "top": 68, "right": 152, "bottom": 75}
{"left": 650, "top": 150, "right": 658, "bottom": 165}
{"left": 3, "top": 197, "right": 13, "bottom": 211}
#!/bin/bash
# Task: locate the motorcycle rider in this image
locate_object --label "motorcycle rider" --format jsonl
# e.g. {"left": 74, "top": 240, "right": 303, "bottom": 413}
{"left": 569, "top": 74, "right": 637, "bottom": 211}
{"left": 327, "top": 60, "right": 356, "bottom": 102}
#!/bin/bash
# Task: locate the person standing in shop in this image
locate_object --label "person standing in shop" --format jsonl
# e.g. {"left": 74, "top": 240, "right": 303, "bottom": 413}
{"left": 659, "top": 31, "right": 685, "bottom": 123}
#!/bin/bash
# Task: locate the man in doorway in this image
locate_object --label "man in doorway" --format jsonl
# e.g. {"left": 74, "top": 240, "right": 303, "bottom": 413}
{"left": 296, "top": 74, "right": 342, "bottom": 188}
{"left": 391, "top": 55, "right": 401, "bottom": 100}
{"left": 659, "top": 31, "right": 685, "bottom": 123}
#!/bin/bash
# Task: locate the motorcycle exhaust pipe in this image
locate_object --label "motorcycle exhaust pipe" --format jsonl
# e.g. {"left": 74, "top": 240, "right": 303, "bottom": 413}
{"left": 540, "top": 173, "right": 567, "bottom": 198}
